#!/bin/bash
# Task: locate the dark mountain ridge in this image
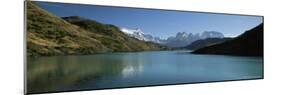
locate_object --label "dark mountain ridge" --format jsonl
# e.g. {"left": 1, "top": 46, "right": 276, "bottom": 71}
{"left": 185, "top": 38, "right": 232, "bottom": 50}
{"left": 192, "top": 23, "right": 263, "bottom": 56}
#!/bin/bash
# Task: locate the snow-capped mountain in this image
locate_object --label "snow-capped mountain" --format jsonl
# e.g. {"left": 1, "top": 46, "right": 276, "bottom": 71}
{"left": 165, "top": 32, "right": 200, "bottom": 47}
{"left": 121, "top": 28, "right": 164, "bottom": 43}
{"left": 200, "top": 31, "right": 224, "bottom": 39}
{"left": 165, "top": 31, "right": 224, "bottom": 47}
{"left": 120, "top": 27, "right": 224, "bottom": 47}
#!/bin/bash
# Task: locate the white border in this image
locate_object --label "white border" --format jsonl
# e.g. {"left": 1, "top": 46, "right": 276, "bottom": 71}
{"left": 1, "top": 0, "right": 281, "bottom": 95}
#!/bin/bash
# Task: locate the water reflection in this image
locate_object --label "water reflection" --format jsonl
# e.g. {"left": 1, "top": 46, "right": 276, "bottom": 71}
{"left": 121, "top": 62, "right": 144, "bottom": 78}
{"left": 27, "top": 51, "right": 263, "bottom": 94}
{"left": 27, "top": 54, "right": 125, "bottom": 93}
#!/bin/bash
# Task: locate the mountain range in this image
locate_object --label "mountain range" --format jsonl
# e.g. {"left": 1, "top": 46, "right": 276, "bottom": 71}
{"left": 27, "top": 1, "right": 166, "bottom": 56}
{"left": 27, "top": 1, "right": 262, "bottom": 57}
{"left": 121, "top": 28, "right": 164, "bottom": 43}
{"left": 192, "top": 23, "right": 263, "bottom": 56}
{"left": 121, "top": 28, "right": 224, "bottom": 47}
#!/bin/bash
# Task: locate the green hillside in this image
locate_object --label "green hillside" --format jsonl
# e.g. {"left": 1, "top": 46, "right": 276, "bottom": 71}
{"left": 62, "top": 16, "right": 166, "bottom": 52}
{"left": 26, "top": 1, "right": 165, "bottom": 57}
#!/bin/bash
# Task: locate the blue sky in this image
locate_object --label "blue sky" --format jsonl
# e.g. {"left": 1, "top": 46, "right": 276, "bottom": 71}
{"left": 36, "top": 1, "right": 263, "bottom": 39}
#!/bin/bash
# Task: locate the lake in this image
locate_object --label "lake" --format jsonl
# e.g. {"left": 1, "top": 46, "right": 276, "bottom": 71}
{"left": 27, "top": 50, "right": 263, "bottom": 93}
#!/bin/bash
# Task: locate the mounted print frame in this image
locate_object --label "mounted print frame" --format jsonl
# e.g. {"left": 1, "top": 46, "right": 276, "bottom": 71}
{"left": 25, "top": 1, "right": 264, "bottom": 94}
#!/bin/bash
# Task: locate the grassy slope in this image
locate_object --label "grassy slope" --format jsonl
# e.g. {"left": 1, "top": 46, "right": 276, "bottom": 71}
{"left": 62, "top": 16, "right": 166, "bottom": 52}
{"left": 27, "top": 2, "right": 165, "bottom": 56}
{"left": 192, "top": 23, "right": 263, "bottom": 56}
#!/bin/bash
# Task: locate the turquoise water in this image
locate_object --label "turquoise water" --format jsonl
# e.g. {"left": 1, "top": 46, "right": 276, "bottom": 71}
{"left": 27, "top": 50, "right": 263, "bottom": 93}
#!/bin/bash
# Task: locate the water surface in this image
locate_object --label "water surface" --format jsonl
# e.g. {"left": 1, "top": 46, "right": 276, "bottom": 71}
{"left": 27, "top": 50, "right": 263, "bottom": 93}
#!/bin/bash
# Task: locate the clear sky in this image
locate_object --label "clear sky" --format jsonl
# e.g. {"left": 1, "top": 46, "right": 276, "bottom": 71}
{"left": 36, "top": 1, "right": 263, "bottom": 39}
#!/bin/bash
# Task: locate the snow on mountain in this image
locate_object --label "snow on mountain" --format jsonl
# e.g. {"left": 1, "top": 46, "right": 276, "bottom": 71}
{"left": 165, "top": 31, "right": 224, "bottom": 47}
{"left": 120, "top": 28, "right": 135, "bottom": 34}
{"left": 200, "top": 31, "right": 224, "bottom": 39}
{"left": 120, "top": 27, "right": 224, "bottom": 47}
{"left": 120, "top": 28, "right": 164, "bottom": 43}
